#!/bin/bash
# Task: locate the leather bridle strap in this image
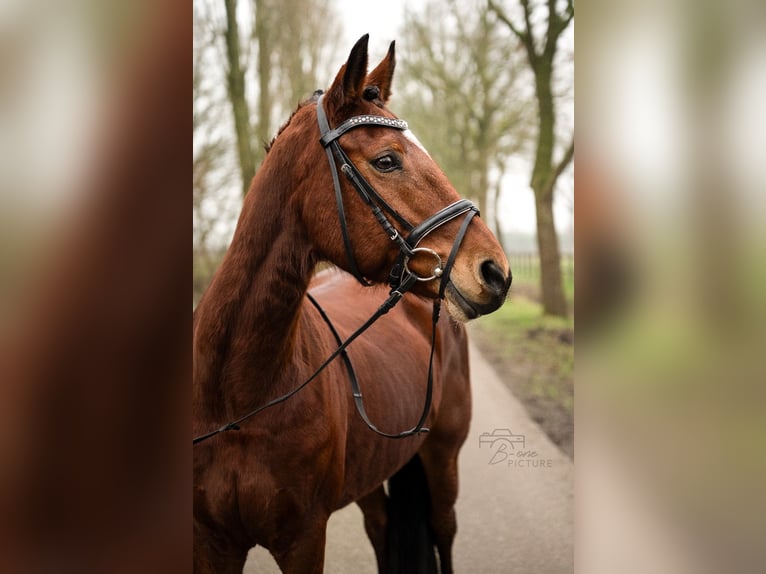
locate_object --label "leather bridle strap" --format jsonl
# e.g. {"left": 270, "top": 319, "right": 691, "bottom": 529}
{"left": 318, "top": 119, "right": 368, "bottom": 285}
{"left": 438, "top": 208, "right": 478, "bottom": 299}
{"left": 317, "top": 98, "right": 413, "bottom": 232}
{"left": 316, "top": 94, "right": 412, "bottom": 286}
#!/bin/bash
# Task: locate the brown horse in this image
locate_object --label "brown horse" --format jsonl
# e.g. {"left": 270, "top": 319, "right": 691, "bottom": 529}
{"left": 193, "top": 36, "right": 511, "bottom": 573}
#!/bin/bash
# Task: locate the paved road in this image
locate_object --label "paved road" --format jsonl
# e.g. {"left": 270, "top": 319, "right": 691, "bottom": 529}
{"left": 246, "top": 341, "right": 573, "bottom": 573}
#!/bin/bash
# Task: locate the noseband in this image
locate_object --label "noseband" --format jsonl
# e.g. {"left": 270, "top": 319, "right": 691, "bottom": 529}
{"left": 192, "top": 95, "right": 479, "bottom": 445}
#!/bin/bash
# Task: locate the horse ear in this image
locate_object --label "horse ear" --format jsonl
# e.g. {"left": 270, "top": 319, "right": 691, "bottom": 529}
{"left": 367, "top": 41, "right": 396, "bottom": 104}
{"left": 327, "top": 34, "right": 369, "bottom": 110}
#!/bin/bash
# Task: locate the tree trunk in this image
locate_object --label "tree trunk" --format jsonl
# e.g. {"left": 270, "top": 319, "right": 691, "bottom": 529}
{"left": 224, "top": 0, "right": 255, "bottom": 196}
{"left": 531, "top": 59, "right": 568, "bottom": 317}
{"left": 487, "top": 0, "right": 573, "bottom": 317}
{"left": 476, "top": 155, "right": 490, "bottom": 222}
{"left": 535, "top": 192, "right": 567, "bottom": 316}
{"left": 253, "top": 0, "right": 271, "bottom": 173}
{"left": 492, "top": 177, "right": 508, "bottom": 255}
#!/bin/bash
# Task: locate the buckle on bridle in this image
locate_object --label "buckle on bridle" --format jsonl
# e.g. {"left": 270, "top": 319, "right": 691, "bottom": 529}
{"left": 402, "top": 247, "right": 443, "bottom": 282}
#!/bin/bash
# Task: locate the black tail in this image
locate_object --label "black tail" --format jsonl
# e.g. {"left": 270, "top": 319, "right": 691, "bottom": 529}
{"left": 385, "top": 454, "right": 438, "bottom": 574}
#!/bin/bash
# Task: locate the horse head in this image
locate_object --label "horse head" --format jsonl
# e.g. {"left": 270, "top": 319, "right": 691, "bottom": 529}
{"left": 292, "top": 35, "right": 512, "bottom": 320}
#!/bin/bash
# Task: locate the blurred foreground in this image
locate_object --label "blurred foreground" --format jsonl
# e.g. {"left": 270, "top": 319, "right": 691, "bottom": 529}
{"left": 577, "top": 1, "right": 766, "bottom": 572}
{"left": 0, "top": 1, "right": 188, "bottom": 572}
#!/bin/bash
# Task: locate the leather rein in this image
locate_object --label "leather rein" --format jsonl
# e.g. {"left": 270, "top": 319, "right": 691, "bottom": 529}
{"left": 192, "top": 93, "right": 478, "bottom": 445}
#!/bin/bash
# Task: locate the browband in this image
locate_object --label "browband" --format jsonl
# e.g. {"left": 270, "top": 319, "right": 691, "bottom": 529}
{"left": 320, "top": 114, "right": 408, "bottom": 147}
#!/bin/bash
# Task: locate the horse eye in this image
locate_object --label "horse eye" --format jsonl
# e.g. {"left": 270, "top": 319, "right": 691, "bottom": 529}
{"left": 372, "top": 154, "right": 400, "bottom": 173}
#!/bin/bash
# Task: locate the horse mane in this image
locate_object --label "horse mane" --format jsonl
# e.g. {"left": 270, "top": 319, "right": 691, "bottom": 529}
{"left": 264, "top": 91, "right": 324, "bottom": 154}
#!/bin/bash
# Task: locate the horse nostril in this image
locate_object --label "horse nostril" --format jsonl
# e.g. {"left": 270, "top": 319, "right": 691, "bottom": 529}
{"left": 480, "top": 259, "right": 510, "bottom": 296}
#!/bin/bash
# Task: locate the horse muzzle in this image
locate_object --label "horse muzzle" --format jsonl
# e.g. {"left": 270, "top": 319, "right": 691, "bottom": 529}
{"left": 443, "top": 258, "right": 512, "bottom": 321}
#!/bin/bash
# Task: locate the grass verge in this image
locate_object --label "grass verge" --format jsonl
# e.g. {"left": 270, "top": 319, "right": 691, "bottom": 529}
{"left": 469, "top": 294, "right": 574, "bottom": 458}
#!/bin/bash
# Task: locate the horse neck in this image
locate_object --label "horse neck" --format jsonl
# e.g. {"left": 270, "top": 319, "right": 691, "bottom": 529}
{"left": 193, "top": 150, "right": 317, "bottom": 420}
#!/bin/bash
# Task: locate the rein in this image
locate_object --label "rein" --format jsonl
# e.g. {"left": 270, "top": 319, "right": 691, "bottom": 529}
{"left": 192, "top": 94, "right": 478, "bottom": 445}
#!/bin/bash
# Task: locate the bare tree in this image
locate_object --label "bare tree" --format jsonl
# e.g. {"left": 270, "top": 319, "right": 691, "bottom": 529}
{"left": 222, "top": 0, "right": 257, "bottom": 196}
{"left": 193, "top": 0, "right": 342, "bottom": 300}
{"left": 251, "top": 0, "right": 272, "bottom": 174}
{"left": 489, "top": 0, "right": 574, "bottom": 317}
{"left": 194, "top": 3, "right": 235, "bottom": 301}
{"left": 397, "top": 0, "right": 532, "bottom": 244}
{"left": 215, "top": 0, "right": 341, "bottom": 196}
{"left": 269, "top": 0, "right": 341, "bottom": 107}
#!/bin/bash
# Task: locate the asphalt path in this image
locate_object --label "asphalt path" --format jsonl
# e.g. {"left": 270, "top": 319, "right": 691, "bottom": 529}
{"left": 245, "top": 340, "right": 573, "bottom": 573}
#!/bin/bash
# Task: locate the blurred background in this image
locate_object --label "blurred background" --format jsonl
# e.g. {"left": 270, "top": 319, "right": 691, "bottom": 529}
{"left": 1, "top": 2, "right": 189, "bottom": 572}
{"left": 193, "top": 0, "right": 574, "bottom": 307}
{"left": 577, "top": 1, "right": 766, "bottom": 572}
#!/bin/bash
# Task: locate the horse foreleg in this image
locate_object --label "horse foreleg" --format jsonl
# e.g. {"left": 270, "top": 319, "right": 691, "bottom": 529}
{"left": 271, "top": 518, "right": 328, "bottom": 574}
{"left": 193, "top": 521, "right": 248, "bottom": 574}
{"left": 356, "top": 485, "right": 389, "bottom": 572}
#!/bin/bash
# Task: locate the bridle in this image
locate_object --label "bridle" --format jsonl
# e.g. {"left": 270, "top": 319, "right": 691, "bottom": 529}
{"left": 192, "top": 93, "right": 478, "bottom": 445}
{"left": 315, "top": 92, "right": 477, "bottom": 293}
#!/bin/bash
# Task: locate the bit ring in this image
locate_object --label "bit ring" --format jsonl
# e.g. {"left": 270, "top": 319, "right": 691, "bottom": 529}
{"left": 403, "top": 247, "right": 444, "bottom": 282}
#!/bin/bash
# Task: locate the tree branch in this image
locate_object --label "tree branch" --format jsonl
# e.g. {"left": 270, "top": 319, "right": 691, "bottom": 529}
{"left": 538, "top": 134, "right": 575, "bottom": 200}
{"left": 547, "top": 0, "right": 574, "bottom": 54}
{"left": 488, "top": 0, "right": 538, "bottom": 65}
{"left": 487, "top": 0, "right": 524, "bottom": 41}
{"left": 520, "top": 0, "right": 537, "bottom": 58}
{"left": 550, "top": 134, "right": 574, "bottom": 190}
{"left": 548, "top": 0, "right": 558, "bottom": 23}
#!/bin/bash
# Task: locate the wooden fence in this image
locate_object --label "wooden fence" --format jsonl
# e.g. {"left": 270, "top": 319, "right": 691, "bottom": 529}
{"left": 507, "top": 251, "right": 574, "bottom": 284}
